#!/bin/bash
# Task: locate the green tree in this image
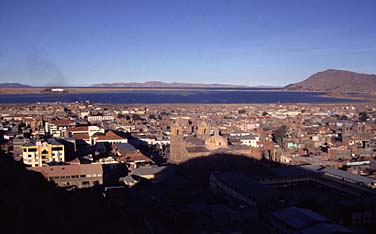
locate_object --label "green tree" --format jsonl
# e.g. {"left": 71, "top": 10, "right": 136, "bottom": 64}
{"left": 359, "top": 112, "right": 369, "bottom": 122}
{"left": 272, "top": 125, "right": 288, "bottom": 147}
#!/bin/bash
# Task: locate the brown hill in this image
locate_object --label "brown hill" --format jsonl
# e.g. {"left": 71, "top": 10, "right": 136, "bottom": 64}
{"left": 284, "top": 69, "right": 376, "bottom": 93}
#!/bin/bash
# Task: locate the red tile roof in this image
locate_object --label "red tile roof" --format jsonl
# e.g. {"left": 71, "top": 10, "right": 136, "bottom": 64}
{"left": 30, "top": 164, "right": 103, "bottom": 177}
{"left": 95, "top": 130, "right": 125, "bottom": 141}
{"left": 68, "top": 126, "right": 89, "bottom": 132}
{"left": 71, "top": 133, "right": 90, "bottom": 140}
{"left": 50, "top": 119, "right": 75, "bottom": 126}
{"left": 117, "top": 151, "right": 154, "bottom": 163}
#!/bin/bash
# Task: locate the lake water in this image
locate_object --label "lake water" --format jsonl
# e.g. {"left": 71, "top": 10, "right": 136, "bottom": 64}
{"left": 0, "top": 90, "right": 358, "bottom": 104}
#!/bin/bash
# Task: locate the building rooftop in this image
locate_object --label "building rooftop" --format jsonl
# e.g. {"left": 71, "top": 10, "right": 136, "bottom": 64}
{"left": 301, "top": 222, "right": 353, "bottom": 234}
{"left": 49, "top": 119, "right": 75, "bottom": 126}
{"left": 272, "top": 206, "right": 328, "bottom": 230}
{"left": 115, "top": 143, "right": 138, "bottom": 153}
{"left": 30, "top": 164, "right": 103, "bottom": 177}
{"left": 214, "top": 172, "right": 279, "bottom": 199}
{"left": 95, "top": 130, "right": 125, "bottom": 141}
{"left": 133, "top": 166, "right": 167, "bottom": 176}
{"left": 322, "top": 167, "right": 375, "bottom": 185}
{"left": 71, "top": 133, "right": 90, "bottom": 140}
{"left": 68, "top": 126, "right": 89, "bottom": 132}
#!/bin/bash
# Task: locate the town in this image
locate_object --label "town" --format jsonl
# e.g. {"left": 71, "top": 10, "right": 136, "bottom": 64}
{"left": 1, "top": 101, "right": 376, "bottom": 233}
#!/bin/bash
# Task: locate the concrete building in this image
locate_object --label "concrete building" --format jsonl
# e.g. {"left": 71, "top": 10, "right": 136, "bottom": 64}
{"left": 22, "top": 139, "right": 65, "bottom": 167}
{"left": 68, "top": 125, "right": 105, "bottom": 145}
{"left": 45, "top": 119, "right": 75, "bottom": 138}
{"left": 92, "top": 130, "right": 128, "bottom": 144}
{"left": 12, "top": 136, "right": 28, "bottom": 156}
{"left": 88, "top": 115, "right": 115, "bottom": 122}
{"left": 30, "top": 164, "right": 103, "bottom": 188}
{"left": 238, "top": 135, "right": 260, "bottom": 147}
{"left": 210, "top": 172, "right": 284, "bottom": 210}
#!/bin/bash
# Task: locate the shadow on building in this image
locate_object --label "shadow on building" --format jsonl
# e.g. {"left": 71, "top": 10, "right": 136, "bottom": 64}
{"left": 1, "top": 149, "right": 376, "bottom": 234}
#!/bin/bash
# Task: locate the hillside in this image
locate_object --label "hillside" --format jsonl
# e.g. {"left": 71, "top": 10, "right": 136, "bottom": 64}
{"left": 284, "top": 69, "right": 376, "bottom": 93}
{"left": 91, "top": 81, "right": 248, "bottom": 88}
{"left": 0, "top": 82, "right": 32, "bottom": 88}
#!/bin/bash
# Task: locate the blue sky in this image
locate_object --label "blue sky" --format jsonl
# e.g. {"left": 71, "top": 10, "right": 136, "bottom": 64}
{"left": 0, "top": 0, "right": 375, "bottom": 86}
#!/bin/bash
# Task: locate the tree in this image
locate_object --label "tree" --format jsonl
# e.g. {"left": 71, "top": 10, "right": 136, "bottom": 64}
{"left": 238, "top": 109, "right": 246, "bottom": 114}
{"left": 160, "top": 111, "right": 169, "bottom": 116}
{"left": 339, "top": 115, "right": 348, "bottom": 120}
{"left": 359, "top": 112, "right": 369, "bottom": 122}
{"left": 132, "top": 114, "right": 142, "bottom": 121}
{"left": 272, "top": 125, "right": 288, "bottom": 147}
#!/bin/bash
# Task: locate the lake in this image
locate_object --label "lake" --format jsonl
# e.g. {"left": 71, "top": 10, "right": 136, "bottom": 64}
{"left": 0, "top": 89, "right": 358, "bottom": 104}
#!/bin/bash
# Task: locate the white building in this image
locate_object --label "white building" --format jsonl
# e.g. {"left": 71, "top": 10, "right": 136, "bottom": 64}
{"left": 51, "top": 88, "right": 64, "bottom": 92}
{"left": 88, "top": 115, "right": 115, "bottom": 122}
{"left": 239, "top": 135, "right": 260, "bottom": 147}
{"left": 22, "top": 139, "right": 65, "bottom": 167}
{"left": 45, "top": 119, "right": 75, "bottom": 138}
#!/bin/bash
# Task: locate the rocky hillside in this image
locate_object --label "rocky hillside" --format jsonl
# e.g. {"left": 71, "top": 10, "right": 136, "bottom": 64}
{"left": 284, "top": 69, "right": 376, "bottom": 92}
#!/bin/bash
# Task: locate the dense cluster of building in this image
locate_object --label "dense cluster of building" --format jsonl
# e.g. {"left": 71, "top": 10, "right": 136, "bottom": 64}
{"left": 1, "top": 101, "right": 376, "bottom": 233}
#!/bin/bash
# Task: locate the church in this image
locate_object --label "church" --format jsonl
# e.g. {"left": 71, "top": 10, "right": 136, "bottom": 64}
{"left": 169, "top": 119, "right": 264, "bottom": 163}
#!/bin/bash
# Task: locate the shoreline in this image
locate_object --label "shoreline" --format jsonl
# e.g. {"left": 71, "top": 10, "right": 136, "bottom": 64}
{"left": 0, "top": 87, "right": 374, "bottom": 94}
{"left": 0, "top": 87, "right": 280, "bottom": 94}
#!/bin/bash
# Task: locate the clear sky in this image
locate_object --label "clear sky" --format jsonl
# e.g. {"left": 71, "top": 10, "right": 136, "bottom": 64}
{"left": 0, "top": 0, "right": 375, "bottom": 87}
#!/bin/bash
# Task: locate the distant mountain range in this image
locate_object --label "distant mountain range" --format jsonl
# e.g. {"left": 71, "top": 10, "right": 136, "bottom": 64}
{"left": 2, "top": 69, "right": 376, "bottom": 93}
{"left": 0, "top": 83, "right": 32, "bottom": 88}
{"left": 284, "top": 69, "right": 376, "bottom": 92}
{"left": 90, "top": 81, "right": 248, "bottom": 88}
